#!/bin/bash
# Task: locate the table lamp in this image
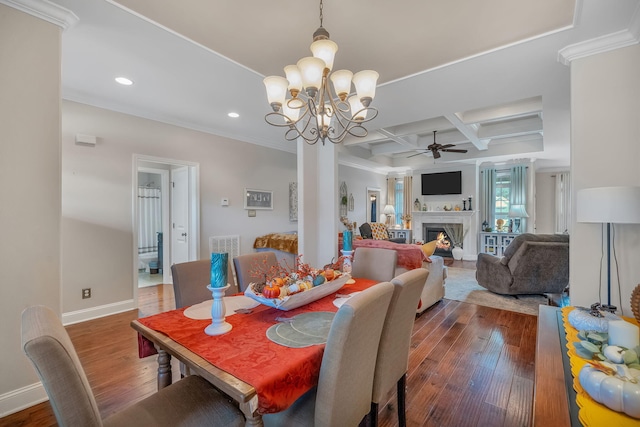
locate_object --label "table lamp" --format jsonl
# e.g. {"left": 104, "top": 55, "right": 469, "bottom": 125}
{"left": 508, "top": 204, "right": 529, "bottom": 233}
{"left": 383, "top": 204, "right": 395, "bottom": 227}
{"left": 576, "top": 186, "right": 640, "bottom": 307}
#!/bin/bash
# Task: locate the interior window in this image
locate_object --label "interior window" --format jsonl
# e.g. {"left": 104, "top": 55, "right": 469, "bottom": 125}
{"left": 494, "top": 170, "right": 511, "bottom": 228}
{"left": 394, "top": 179, "right": 404, "bottom": 226}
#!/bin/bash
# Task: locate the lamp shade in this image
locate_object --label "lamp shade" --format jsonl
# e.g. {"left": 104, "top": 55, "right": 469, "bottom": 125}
{"left": 283, "top": 65, "right": 302, "bottom": 94}
{"left": 297, "top": 57, "right": 325, "bottom": 91}
{"left": 310, "top": 39, "right": 338, "bottom": 72}
{"left": 263, "top": 76, "right": 288, "bottom": 108}
{"left": 576, "top": 186, "right": 640, "bottom": 224}
{"left": 508, "top": 204, "right": 529, "bottom": 218}
{"left": 352, "top": 70, "right": 379, "bottom": 102}
{"left": 383, "top": 204, "right": 395, "bottom": 215}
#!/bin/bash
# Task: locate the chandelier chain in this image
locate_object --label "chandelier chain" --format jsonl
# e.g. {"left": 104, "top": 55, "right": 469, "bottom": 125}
{"left": 319, "top": 0, "right": 323, "bottom": 27}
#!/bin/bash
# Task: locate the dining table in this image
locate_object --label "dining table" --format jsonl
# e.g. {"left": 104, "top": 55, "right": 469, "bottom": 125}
{"left": 132, "top": 276, "right": 377, "bottom": 427}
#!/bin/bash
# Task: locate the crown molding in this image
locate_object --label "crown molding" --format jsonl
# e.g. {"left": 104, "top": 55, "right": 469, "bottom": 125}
{"left": 558, "top": 3, "right": 640, "bottom": 66}
{"left": 0, "top": 0, "right": 78, "bottom": 30}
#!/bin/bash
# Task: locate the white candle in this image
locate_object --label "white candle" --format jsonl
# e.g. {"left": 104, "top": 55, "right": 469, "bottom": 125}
{"left": 608, "top": 320, "right": 640, "bottom": 349}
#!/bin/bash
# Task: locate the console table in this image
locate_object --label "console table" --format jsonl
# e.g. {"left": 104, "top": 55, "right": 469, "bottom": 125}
{"left": 478, "top": 232, "right": 518, "bottom": 256}
{"left": 533, "top": 305, "right": 578, "bottom": 427}
{"left": 388, "top": 229, "right": 412, "bottom": 244}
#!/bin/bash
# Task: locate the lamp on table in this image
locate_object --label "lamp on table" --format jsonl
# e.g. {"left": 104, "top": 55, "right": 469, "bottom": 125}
{"left": 383, "top": 204, "right": 395, "bottom": 227}
{"left": 508, "top": 204, "right": 529, "bottom": 233}
{"left": 577, "top": 186, "right": 640, "bottom": 308}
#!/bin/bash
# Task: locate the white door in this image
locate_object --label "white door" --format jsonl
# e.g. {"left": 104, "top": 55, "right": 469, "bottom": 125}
{"left": 171, "top": 167, "right": 189, "bottom": 265}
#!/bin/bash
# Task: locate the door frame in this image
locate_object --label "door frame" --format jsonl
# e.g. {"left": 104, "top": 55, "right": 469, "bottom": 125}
{"left": 133, "top": 154, "right": 200, "bottom": 306}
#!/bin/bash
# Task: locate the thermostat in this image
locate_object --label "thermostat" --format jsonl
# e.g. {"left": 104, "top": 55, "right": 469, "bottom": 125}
{"left": 221, "top": 198, "right": 229, "bottom": 206}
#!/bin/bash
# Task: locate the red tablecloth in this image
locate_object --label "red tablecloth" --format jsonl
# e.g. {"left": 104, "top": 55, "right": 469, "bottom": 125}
{"left": 352, "top": 239, "right": 429, "bottom": 270}
{"left": 137, "top": 278, "right": 376, "bottom": 414}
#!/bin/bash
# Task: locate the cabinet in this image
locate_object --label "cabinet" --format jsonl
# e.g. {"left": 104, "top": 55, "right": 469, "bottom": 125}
{"left": 478, "top": 232, "right": 518, "bottom": 256}
{"left": 388, "top": 229, "right": 412, "bottom": 244}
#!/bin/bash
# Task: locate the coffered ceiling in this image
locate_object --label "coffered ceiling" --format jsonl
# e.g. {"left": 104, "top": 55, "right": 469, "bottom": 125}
{"left": 43, "top": 0, "right": 640, "bottom": 173}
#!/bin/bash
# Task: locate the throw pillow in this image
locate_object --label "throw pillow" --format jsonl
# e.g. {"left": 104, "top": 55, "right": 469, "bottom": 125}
{"left": 421, "top": 240, "right": 437, "bottom": 257}
{"left": 370, "top": 223, "right": 390, "bottom": 240}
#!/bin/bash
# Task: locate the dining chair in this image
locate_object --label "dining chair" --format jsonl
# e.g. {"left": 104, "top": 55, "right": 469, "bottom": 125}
{"left": 369, "top": 268, "right": 429, "bottom": 427}
{"left": 21, "top": 305, "right": 245, "bottom": 427}
{"left": 262, "top": 281, "right": 395, "bottom": 427}
{"left": 171, "top": 259, "right": 238, "bottom": 308}
{"left": 233, "top": 252, "right": 279, "bottom": 292}
{"left": 351, "top": 247, "right": 398, "bottom": 282}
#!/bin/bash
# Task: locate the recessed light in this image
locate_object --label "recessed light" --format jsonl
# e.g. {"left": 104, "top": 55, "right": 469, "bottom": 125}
{"left": 228, "top": 112, "right": 240, "bottom": 118}
{"left": 115, "top": 77, "right": 134, "bottom": 86}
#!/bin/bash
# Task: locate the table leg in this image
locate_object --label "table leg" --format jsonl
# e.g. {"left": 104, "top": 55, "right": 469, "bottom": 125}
{"left": 156, "top": 348, "right": 172, "bottom": 389}
{"left": 239, "top": 401, "right": 263, "bottom": 427}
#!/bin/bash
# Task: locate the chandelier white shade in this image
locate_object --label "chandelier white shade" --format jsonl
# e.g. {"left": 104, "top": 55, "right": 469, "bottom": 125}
{"left": 263, "top": 0, "right": 379, "bottom": 145}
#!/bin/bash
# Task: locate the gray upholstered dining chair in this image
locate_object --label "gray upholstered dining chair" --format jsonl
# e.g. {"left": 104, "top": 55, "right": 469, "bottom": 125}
{"left": 233, "top": 252, "right": 279, "bottom": 292}
{"left": 171, "top": 259, "right": 238, "bottom": 308}
{"left": 21, "top": 305, "right": 245, "bottom": 427}
{"left": 369, "top": 268, "right": 429, "bottom": 427}
{"left": 262, "top": 281, "right": 395, "bottom": 427}
{"left": 351, "top": 247, "right": 398, "bottom": 282}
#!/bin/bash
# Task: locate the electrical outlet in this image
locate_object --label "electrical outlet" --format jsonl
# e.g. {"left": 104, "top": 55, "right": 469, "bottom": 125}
{"left": 82, "top": 288, "right": 91, "bottom": 299}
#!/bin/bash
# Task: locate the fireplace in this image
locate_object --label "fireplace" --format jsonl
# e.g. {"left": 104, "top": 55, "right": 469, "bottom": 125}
{"left": 423, "top": 223, "right": 462, "bottom": 258}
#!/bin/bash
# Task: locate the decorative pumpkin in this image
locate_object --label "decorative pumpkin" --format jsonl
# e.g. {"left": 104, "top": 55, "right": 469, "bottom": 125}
{"left": 262, "top": 284, "right": 280, "bottom": 299}
{"left": 579, "top": 364, "right": 640, "bottom": 419}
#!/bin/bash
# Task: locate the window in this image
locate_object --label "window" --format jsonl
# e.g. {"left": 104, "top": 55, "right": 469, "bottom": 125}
{"left": 394, "top": 179, "right": 404, "bottom": 226}
{"left": 494, "top": 170, "right": 511, "bottom": 229}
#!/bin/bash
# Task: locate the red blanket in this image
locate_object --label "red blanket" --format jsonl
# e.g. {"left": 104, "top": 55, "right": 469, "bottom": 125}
{"left": 352, "top": 239, "right": 429, "bottom": 270}
{"left": 137, "top": 278, "right": 376, "bottom": 414}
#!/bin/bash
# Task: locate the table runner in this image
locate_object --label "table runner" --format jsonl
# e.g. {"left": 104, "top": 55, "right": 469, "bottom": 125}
{"left": 561, "top": 306, "right": 639, "bottom": 426}
{"left": 137, "top": 278, "right": 376, "bottom": 414}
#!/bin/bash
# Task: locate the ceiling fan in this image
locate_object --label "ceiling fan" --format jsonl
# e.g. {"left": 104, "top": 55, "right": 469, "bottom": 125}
{"left": 408, "top": 130, "right": 468, "bottom": 159}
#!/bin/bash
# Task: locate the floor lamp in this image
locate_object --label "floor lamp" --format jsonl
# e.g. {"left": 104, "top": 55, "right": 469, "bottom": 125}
{"left": 576, "top": 186, "right": 640, "bottom": 307}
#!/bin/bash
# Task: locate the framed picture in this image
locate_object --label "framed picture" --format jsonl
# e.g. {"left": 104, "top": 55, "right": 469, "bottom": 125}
{"left": 244, "top": 188, "right": 273, "bottom": 210}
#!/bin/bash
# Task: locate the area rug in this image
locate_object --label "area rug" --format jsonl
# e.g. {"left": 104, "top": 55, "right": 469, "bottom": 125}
{"left": 444, "top": 267, "right": 548, "bottom": 316}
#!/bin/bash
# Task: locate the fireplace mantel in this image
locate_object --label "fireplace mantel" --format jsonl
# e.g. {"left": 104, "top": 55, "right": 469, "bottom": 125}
{"left": 412, "top": 210, "right": 476, "bottom": 217}
{"left": 412, "top": 211, "right": 478, "bottom": 259}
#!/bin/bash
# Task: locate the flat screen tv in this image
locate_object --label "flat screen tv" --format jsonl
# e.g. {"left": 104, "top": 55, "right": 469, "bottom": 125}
{"left": 421, "top": 171, "right": 462, "bottom": 195}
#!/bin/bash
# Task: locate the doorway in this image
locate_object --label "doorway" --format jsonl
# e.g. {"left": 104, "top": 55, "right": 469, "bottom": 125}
{"left": 367, "top": 187, "right": 381, "bottom": 224}
{"left": 133, "top": 155, "right": 200, "bottom": 307}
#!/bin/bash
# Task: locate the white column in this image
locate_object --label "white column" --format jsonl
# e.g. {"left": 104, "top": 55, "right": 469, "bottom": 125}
{"left": 297, "top": 138, "right": 338, "bottom": 267}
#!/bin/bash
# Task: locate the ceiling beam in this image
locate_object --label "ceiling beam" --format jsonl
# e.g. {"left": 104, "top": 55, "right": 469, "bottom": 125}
{"left": 444, "top": 113, "right": 489, "bottom": 150}
{"left": 478, "top": 116, "right": 543, "bottom": 139}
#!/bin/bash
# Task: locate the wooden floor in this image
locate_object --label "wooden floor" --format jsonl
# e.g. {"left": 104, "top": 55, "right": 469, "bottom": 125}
{"left": 2, "top": 260, "right": 536, "bottom": 427}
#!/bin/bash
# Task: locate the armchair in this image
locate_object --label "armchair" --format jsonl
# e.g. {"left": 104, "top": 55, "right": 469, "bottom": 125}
{"left": 475, "top": 233, "right": 569, "bottom": 295}
{"left": 359, "top": 222, "right": 405, "bottom": 244}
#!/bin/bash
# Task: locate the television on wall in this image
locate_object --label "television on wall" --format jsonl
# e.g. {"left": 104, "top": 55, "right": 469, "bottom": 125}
{"left": 421, "top": 171, "right": 462, "bottom": 195}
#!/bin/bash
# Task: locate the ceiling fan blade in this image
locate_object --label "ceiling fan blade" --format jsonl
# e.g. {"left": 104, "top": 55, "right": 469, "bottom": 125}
{"left": 440, "top": 144, "right": 455, "bottom": 149}
{"left": 407, "top": 152, "right": 427, "bottom": 158}
{"left": 441, "top": 148, "right": 468, "bottom": 153}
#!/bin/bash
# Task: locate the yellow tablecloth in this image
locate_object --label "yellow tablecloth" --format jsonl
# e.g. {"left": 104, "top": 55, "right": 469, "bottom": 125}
{"left": 561, "top": 306, "right": 640, "bottom": 426}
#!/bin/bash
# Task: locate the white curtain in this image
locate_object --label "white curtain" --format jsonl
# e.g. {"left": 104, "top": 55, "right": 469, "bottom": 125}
{"left": 510, "top": 165, "right": 528, "bottom": 231}
{"left": 480, "top": 168, "right": 496, "bottom": 230}
{"left": 555, "top": 172, "right": 571, "bottom": 234}
{"left": 138, "top": 187, "right": 162, "bottom": 254}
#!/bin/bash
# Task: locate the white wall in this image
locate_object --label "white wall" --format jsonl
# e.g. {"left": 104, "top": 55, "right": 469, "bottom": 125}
{"left": 61, "top": 101, "right": 296, "bottom": 313}
{"left": 0, "top": 4, "right": 61, "bottom": 411}
{"left": 570, "top": 45, "right": 640, "bottom": 316}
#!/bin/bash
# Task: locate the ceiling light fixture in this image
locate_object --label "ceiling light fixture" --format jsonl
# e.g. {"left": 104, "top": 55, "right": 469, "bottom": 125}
{"left": 115, "top": 77, "right": 133, "bottom": 86}
{"left": 262, "top": 0, "right": 379, "bottom": 145}
{"left": 228, "top": 112, "right": 240, "bottom": 118}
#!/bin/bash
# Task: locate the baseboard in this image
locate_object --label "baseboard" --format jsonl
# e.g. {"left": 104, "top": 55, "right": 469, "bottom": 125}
{"left": 62, "top": 299, "right": 136, "bottom": 325}
{"left": 0, "top": 382, "right": 48, "bottom": 418}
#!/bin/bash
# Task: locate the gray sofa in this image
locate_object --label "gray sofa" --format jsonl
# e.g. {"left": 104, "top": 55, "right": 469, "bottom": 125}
{"left": 475, "top": 233, "right": 569, "bottom": 295}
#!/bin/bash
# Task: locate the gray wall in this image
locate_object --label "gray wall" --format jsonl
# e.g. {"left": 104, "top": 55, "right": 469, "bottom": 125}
{"left": 534, "top": 171, "right": 558, "bottom": 234}
{"left": 0, "top": 4, "right": 62, "bottom": 408}
{"left": 61, "top": 101, "right": 298, "bottom": 313}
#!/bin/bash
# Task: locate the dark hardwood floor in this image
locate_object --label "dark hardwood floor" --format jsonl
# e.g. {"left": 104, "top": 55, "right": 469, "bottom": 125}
{"left": 2, "top": 260, "right": 536, "bottom": 427}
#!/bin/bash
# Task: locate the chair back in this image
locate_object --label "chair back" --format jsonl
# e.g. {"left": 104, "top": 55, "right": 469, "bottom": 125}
{"left": 21, "top": 306, "right": 103, "bottom": 427}
{"left": 171, "top": 259, "right": 238, "bottom": 308}
{"left": 372, "top": 268, "right": 429, "bottom": 403}
{"left": 351, "top": 247, "right": 398, "bottom": 282}
{"left": 233, "top": 252, "right": 279, "bottom": 292}
{"left": 315, "top": 281, "right": 394, "bottom": 427}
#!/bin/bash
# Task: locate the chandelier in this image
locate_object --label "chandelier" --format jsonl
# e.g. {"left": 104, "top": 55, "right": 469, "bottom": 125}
{"left": 263, "top": 0, "right": 379, "bottom": 145}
